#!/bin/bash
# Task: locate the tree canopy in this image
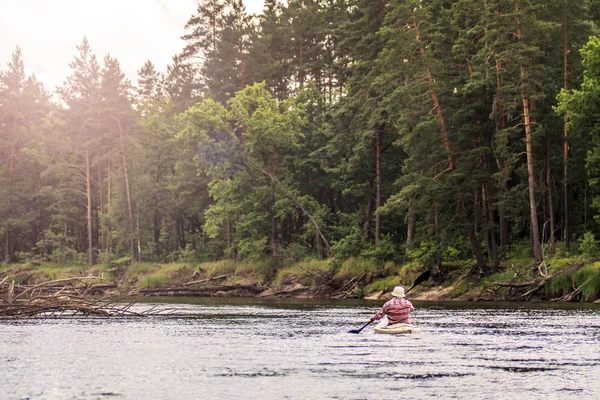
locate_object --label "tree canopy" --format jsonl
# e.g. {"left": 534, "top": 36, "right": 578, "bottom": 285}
{"left": 2, "top": 0, "right": 600, "bottom": 271}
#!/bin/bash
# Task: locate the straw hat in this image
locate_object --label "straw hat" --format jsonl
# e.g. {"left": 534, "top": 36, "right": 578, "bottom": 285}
{"left": 391, "top": 286, "right": 405, "bottom": 298}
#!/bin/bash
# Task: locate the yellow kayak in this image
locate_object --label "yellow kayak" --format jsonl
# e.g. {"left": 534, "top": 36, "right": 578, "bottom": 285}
{"left": 374, "top": 323, "right": 422, "bottom": 334}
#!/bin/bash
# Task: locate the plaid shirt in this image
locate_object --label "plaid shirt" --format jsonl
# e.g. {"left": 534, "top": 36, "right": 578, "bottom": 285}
{"left": 371, "top": 297, "right": 414, "bottom": 324}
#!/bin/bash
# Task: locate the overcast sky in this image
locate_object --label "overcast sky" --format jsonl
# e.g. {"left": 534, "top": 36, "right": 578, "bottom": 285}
{"left": 0, "top": 0, "right": 264, "bottom": 92}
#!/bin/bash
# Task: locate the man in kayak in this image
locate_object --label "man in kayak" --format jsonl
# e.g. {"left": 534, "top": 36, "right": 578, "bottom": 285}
{"left": 369, "top": 285, "right": 414, "bottom": 326}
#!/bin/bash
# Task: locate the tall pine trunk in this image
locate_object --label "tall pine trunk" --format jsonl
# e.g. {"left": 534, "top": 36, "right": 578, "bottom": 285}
{"left": 362, "top": 182, "right": 373, "bottom": 240}
{"left": 270, "top": 183, "right": 278, "bottom": 257}
{"left": 411, "top": 8, "right": 454, "bottom": 172}
{"left": 515, "top": 1, "right": 542, "bottom": 263}
{"left": 86, "top": 147, "right": 94, "bottom": 266}
{"left": 5, "top": 140, "right": 16, "bottom": 261}
{"left": 562, "top": 4, "right": 570, "bottom": 250}
{"left": 546, "top": 135, "right": 555, "bottom": 254}
{"left": 411, "top": 8, "right": 485, "bottom": 270}
{"left": 116, "top": 119, "right": 135, "bottom": 264}
{"left": 495, "top": 58, "right": 511, "bottom": 253}
{"left": 375, "top": 128, "right": 382, "bottom": 244}
{"left": 98, "top": 166, "right": 106, "bottom": 252}
{"left": 107, "top": 160, "right": 113, "bottom": 252}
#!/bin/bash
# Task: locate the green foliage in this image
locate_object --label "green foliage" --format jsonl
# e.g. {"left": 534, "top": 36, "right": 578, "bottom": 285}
{"left": 406, "top": 240, "right": 438, "bottom": 266}
{"left": 577, "top": 232, "right": 599, "bottom": 258}
{"left": 177, "top": 244, "right": 197, "bottom": 264}
{"left": 198, "top": 260, "right": 238, "bottom": 277}
{"left": 331, "top": 227, "right": 366, "bottom": 261}
{"left": 360, "top": 236, "right": 403, "bottom": 265}
{"left": 338, "top": 257, "right": 380, "bottom": 277}
{"left": 546, "top": 262, "right": 600, "bottom": 301}
{"left": 128, "top": 263, "right": 152, "bottom": 274}
{"left": 1, "top": 0, "right": 600, "bottom": 298}
{"left": 449, "top": 279, "right": 471, "bottom": 298}
{"left": 364, "top": 276, "right": 399, "bottom": 295}
{"left": 505, "top": 240, "right": 536, "bottom": 260}
{"left": 274, "top": 259, "right": 332, "bottom": 287}
{"left": 548, "top": 257, "right": 579, "bottom": 273}
{"left": 578, "top": 264, "right": 600, "bottom": 301}
{"left": 36, "top": 230, "right": 86, "bottom": 266}
{"left": 139, "top": 272, "right": 170, "bottom": 289}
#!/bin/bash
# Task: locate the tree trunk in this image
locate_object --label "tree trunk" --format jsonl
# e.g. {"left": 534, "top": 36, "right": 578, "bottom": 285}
{"left": 5, "top": 141, "right": 16, "bottom": 261}
{"left": 270, "top": 182, "right": 278, "bottom": 257}
{"left": 298, "top": 16, "right": 304, "bottom": 88}
{"left": 546, "top": 135, "right": 555, "bottom": 254}
{"left": 136, "top": 201, "right": 141, "bottom": 262}
{"left": 226, "top": 216, "right": 232, "bottom": 250}
{"left": 86, "top": 147, "right": 94, "bottom": 266}
{"left": 153, "top": 213, "right": 161, "bottom": 256}
{"left": 515, "top": 0, "right": 542, "bottom": 263}
{"left": 407, "top": 205, "right": 416, "bottom": 249}
{"left": 584, "top": 171, "right": 588, "bottom": 231}
{"left": 495, "top": 58, "right": 511, "bottom": 253}
{"left": 462, "top": 198, "right": 486, "bottom": 272}
{"left": 375, "top": 128, "right": 382, "bottom": 244}
{"left": 116, "top": 119, "right": 135, "bottom": 264}
{"left": 473, "top": 189, "right": 479, "bottom": 235}
{"left": 434, "top": 204, "right": 441, "bottom": 268}
{"left": 483, "top": 182, "right": 499, "bottom": 265}
{"left": 562, "top": 5, "right": 570, "bottom": 250}
{"left": 107, "top": 160, "right": 113, "bottom": 252}
{"left": 411, "top": 8, "right": 454, "bottom": 171}
{"left": 98, "top": 166, "right": 106, "bottom": 252}
{"left": 412, "top": 8, "right": 485, "bottom": 270}
{"left": 362, "top": 182, "right": 373, "bottom": 240}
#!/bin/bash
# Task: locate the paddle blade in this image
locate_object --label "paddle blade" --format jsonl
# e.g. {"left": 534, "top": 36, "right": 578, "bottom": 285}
{"left": 348, "top": 321, "right": 371, "bottom": 334}
{"left": 405, "top": 269, "right": 432, "bottom": 294}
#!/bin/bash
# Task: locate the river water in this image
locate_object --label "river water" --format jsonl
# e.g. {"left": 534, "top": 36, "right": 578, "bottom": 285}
{"left": 1, "top": 298, "right": 599, "bottom": 400}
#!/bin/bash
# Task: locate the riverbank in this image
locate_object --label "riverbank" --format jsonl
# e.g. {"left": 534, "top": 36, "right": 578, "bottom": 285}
{"left": 2, "top": 257, "right": 600, "bottom": 303}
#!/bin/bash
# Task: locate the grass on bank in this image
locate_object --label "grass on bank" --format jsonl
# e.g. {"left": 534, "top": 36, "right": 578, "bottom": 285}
{"left": 2, "top": 253, "right": 600, "bottom": 301}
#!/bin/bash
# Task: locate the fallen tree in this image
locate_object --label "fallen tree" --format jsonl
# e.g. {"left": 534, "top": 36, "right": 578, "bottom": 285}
{"left": 486, "top": 259, "right": 598, "bottom": 301}
{"left": 0, "top": 276, "right": 168, "bottom": 318}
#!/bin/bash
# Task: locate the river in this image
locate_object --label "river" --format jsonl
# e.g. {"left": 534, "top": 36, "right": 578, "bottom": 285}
{"left": 1, "top": 298, "right": 599, "bottom": 399}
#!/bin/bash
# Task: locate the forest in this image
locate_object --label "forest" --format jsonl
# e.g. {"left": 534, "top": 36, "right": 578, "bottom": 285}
{"left": 3, "top": 0, "right": 600, "bottom": 300}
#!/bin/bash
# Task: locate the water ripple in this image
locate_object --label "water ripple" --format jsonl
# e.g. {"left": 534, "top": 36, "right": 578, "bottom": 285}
{"left": 1, "top": 300, "right": 599, "bottom": 399}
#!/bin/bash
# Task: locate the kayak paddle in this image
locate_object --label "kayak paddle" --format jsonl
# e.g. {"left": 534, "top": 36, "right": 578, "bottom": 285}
{"left": 404, "top": 269, "right": 431, "bottom": 294}
{"left": 348, "top": 320, "right": 372, "bottom": 334}
{"left": 348, "top": 269, "right": 431, "bottom": 334}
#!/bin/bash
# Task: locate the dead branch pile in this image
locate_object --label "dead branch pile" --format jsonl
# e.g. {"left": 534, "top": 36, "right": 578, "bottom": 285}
{"left": 486, "top": 259, "right": 597, "bottom": 301}
{"left": 0, "top": 276, "right": 167, "bottom": 318}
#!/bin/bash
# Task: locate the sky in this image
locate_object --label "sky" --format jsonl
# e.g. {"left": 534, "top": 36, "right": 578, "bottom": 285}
{"left": 0, "top": 0, "right": 265, "bottom": 92}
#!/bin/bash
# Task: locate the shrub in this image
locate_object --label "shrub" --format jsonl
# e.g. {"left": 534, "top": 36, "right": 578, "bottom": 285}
{"left": 365, "top": 276, "right": 399, "bottom": 295}
{"left": 406, "top": 240, "right": 438, "bottom": 266}
{"left": 338, "top": 257, "right": 379, "bottom": 277}
{"left": 331, "top": 227, "right": 365, "bottom": 260}
{"left": 274, "top": 259, "right": 332, "bottom": 287}
{"left": 139, "top": 272, "right": 170, "bottom": 289}
{"left": 198, "top": 260, "right": 238, "bottom": 277}
{"left": 578, "top": 232, "right": 599, "bottom": 258}
{"left": 547, "top": 262, "right": 600, "bottom": 301}
{"left": 361, "top": 236, "right": 403, "bottom": 264}
{"left": 177, "top": 244, "right": 196, "bottom": 264}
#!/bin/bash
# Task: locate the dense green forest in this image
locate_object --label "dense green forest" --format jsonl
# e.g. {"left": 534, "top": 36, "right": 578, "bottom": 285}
{"left": 3, "top": 0, "right": 600, "bottom": 275}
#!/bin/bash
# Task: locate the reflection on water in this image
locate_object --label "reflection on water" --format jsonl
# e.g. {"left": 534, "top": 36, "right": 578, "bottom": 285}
{"left": 1, "top": 299, "right": 599, "bottom": 399}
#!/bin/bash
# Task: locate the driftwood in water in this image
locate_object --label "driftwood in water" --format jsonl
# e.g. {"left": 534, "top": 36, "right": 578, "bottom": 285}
{"left": 0, "top": 276, "right": 165, "bottom": 318}
{"left": 183, "top": 273, "right": 232, "bottom": 287}
{"left": 138, "top": 284, "right": 264, "bottom": 297}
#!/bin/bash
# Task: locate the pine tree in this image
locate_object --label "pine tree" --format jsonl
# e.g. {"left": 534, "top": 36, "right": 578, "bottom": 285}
{"left": 56, "top": 37, "right": 103, "bottom": 266}
{"left": 0, "top": 47, "right": 50, "bottom": 261}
